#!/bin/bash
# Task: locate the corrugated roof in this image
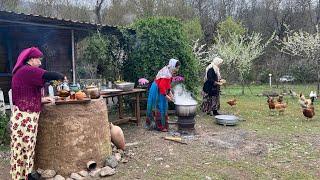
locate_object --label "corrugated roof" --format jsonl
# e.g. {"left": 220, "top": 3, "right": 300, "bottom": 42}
{"left": 0, "top": 10, "right": 118, "bottom": 32}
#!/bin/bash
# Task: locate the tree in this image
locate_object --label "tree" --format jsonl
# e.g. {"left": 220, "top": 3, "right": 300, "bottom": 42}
{"left": 95, "top": 0, "right": 105, "bottom": 24}
{"left": 0, "top": 0, "right": 19, "bottom": 11}
{"left": 210, "top": 32, "right": 274, "bottom": 94}
{"left": 278, "top": 25, "right": 320, "bottom": 93}
{"left": 216, "top": 16, "right": 246, "bottom": 41}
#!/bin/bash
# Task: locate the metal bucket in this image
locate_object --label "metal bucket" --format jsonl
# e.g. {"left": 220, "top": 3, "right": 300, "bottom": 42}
{"left": 215, "top": 115, "right": 239, "bottom": 126}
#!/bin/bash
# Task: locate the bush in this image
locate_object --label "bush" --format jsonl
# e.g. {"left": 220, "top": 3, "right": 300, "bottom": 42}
{"left": 77, "top": 32, "right": 123, "bottom": 81}
{"left": 289, "top": 64, "right": 317, "bottom": 83}
{"left": 123, "top": 17, "right": 200, "bottom": 94}
{"left": 0, "top": 113, "right": 10, "bottom": 145}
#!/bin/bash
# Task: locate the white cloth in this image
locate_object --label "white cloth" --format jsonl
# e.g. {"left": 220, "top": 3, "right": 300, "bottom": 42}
{"left": 156, "top": 58, "right": 179, "bottom": 80}
{"left": 204, "top": 57, "right": 223, "bottom": 81}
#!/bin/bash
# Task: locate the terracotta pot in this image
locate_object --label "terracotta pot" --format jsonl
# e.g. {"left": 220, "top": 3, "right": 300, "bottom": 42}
{"left": 110, "top": 123, "right": 125, "bottom": 150}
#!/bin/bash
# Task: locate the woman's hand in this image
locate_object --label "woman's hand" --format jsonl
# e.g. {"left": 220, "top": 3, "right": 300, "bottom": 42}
{"left": 166, "top": 94, "right": 175, "bottom": 102}
{"left": 41, "top": 96, "right": 54, "bottom": 104}
{"left": 215, "top": 81, "right": 223, "bottom": 86}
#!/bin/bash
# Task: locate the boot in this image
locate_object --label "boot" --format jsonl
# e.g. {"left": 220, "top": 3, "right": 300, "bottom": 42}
{"left": 27, "top": 171, "right": 41, "bottom": 180}
{"left": 212, "top": 110, "right": 220, "bottom": 115}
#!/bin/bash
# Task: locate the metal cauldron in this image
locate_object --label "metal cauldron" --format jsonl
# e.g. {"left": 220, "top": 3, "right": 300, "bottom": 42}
{"left": 175, "top": 103, "right": 197, "bottom": 117}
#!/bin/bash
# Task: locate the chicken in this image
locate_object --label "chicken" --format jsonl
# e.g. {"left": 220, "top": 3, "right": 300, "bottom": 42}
{"left": 277, "top": 95, "right": 284, "bottom": 104}
{"left": 275, "top": 102, "right": 287, "bottom": 115}
{"left": 303, "top": 106, "right": 315, "bottom": 119}
{"left": 301, "top": 96, "right": 316, "bottom": 120}
{"left": 267, "top": 96, "right": 287, "bottom": 115}
{"left": 299, "top": 93, "right": 312, "bottom": 108}
{"left": 267, "top": 96, "right": 276, "bottom": 110}
{"left": 289, "top": 89, "right": 298, "bottom": 98}
{"left": 227, "top": 98, "right": 237, "bottom": 106}
{"left": 309, "top": 91, "right": 317, "bottom": 99}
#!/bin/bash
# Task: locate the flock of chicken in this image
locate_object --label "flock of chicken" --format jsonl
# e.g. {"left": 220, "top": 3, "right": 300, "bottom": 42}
{"left": 225, "top": 91, "right": 317, "bottom": 119}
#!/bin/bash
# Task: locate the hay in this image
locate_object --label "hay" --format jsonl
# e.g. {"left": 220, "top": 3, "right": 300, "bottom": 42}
{"left": 35, "top": 98, "right": 111, "bottom": 176}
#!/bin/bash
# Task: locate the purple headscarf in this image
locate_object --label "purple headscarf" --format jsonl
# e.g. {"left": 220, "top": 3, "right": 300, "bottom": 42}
{"left": 12, "top": 47, "right": 43, "bottom": 74}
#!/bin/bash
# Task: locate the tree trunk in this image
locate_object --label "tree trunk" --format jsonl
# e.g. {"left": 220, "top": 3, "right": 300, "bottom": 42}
{"left": 241, "top": 81, "right": 245, "bottom": 95}
{"left": 317, "top": 67, "right": 320, "bottom": 95}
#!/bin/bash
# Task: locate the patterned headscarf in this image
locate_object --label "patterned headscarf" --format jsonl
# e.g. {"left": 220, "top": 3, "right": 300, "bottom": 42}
{"left": 12, "top": 47, "right": 43, "bottom": 74}
{"left": 204, "top": 57, "right": 223, "bottom": 81}
{"left": 156, "top": 58, "right": 179, "bottom": 80}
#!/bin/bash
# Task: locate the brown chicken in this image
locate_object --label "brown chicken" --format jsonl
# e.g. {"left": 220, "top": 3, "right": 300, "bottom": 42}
{"left": 302, "top": 96, "right": 315, "bottom": 119}
{"left": 227, "top": 98, "right": 237, "bottom": 106}
{"left": 303, "top": 106, "right": 315, "bottom": 119}
{"left": 267, "top": 96, "right": 287, "bottom": 115}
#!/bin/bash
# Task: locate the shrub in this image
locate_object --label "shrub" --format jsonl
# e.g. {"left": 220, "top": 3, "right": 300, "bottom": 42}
{"left": 123, "top": 17, "right": 200, "bottom": 94}
{"left": 0, "top": 113, "right": 10, "bottom": 145}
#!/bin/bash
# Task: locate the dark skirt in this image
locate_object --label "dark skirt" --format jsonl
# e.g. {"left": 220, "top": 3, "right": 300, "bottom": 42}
{"left": 201, "top": 92, "right": 220, "bottom": 113}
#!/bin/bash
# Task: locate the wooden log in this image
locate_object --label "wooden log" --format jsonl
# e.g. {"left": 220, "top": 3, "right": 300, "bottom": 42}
{"left": 35, "top": 98, "right": 112, "bottom": 176}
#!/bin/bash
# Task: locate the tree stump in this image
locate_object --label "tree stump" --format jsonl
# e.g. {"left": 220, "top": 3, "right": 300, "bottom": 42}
{"left": 35, "top": 98, "right": 111, "bottom": 176}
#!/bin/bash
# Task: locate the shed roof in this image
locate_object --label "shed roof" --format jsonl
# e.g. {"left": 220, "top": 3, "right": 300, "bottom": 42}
{"left": 0, "top": 10, "right": 119, "bottom": 33}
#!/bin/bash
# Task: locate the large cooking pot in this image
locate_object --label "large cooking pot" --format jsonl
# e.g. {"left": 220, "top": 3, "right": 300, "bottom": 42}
{"left": 175, "top": 103, "right": 197, "bottom": 117}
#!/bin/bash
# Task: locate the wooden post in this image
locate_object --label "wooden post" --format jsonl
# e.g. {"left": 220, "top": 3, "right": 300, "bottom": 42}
{"left": 136, "top": 92, "right": 141, "bottom": 126}
{"left": 118, "top": 95, "right": 123, "bottom": 119}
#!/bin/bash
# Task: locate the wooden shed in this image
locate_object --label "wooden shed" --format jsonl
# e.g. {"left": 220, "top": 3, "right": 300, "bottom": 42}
{"left": 0, "top": 10, "right": 121, "bottom": 102}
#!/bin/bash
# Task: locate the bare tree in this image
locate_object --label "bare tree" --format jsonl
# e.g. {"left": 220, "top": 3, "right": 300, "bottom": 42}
{"left": 0, "top": 0, "right": 19, "bottom": 11}
{"left": 95, "top": 0, "right": 105, "bottom": 24}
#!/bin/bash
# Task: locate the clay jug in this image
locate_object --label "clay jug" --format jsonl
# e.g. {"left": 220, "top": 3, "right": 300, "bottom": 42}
{"left": 110, "top": 123, "right": 125, "bottom": 150}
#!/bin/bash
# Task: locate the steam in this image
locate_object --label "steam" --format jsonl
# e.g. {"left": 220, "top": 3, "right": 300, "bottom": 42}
{"left": 173, "top": 84, "right": 197, "bottom": 105}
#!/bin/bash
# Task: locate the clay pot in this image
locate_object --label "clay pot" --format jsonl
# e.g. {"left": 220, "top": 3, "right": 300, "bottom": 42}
{"left": 85, "top": 85, "right": 100, "bottom": 99}
{"left": 110, "top": 123, "right": 125, "bottom": 150}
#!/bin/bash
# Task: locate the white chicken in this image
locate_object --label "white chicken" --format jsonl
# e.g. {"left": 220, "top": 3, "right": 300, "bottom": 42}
{"left": 309, "top": 91, "right": 317, "bottom": 99}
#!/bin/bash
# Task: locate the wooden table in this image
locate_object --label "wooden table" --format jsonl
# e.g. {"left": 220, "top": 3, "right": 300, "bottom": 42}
{"left": 101, "top": 88, "right": 147, "bottom": 126}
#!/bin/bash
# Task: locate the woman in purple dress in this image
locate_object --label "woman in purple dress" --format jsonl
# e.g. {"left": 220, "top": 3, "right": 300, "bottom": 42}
{"left": 10, "top": 47, "right": 64, "bottom": 180}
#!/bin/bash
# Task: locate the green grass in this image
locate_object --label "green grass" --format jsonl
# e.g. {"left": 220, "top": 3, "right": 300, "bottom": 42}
{"left": 214, "top": 84, "right": 320, "bottom": 179}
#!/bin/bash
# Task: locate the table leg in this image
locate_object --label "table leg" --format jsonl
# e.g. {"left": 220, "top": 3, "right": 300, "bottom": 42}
{"left": 118, "top": 95, "right": 123, "bottom": 119}
{"left": 136, "top": 92, "right": 141, "bottom": 126}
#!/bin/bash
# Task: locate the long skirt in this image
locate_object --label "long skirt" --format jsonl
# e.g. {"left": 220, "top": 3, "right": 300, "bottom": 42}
{"left": 146, "top": 82, "right": 169, "bottom": 131}
{"left": 201, "top": 92, "right": 220, "bottom": 113}
{"left": 10, "top": 106, "right": 39, "bottom": 180}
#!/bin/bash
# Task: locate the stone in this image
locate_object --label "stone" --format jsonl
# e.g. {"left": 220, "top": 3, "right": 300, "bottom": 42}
{"left": 36, "top": 168, "right": 44, "bottom": 175}
{"left": 70, "top": 173, "right": 83, "bottom": 180}
{"left": 78, "top": 170, "right": 89, "bottom": 177}
{"left": 105, "top": 155, "right": 118, "bottom": 168}
{"left": 115, "top": 153, "right": 122, "bottom": 161}
{"left": 100, "top": 166, "right": 116, "bottom": 177}
{"left": 42, "top": 170, "right": 56, "bottom": 178}
{"left": 54, "top": 175, "right": 66, "bottom": 180}
{"left": 89, "top": 168, "right": 101, "bottom": 177}
{"left": 155, "top": 157, "right": 163, "bottom": 161}
{"left": 66, "top": 178, "right": 73, "bottom": 180}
